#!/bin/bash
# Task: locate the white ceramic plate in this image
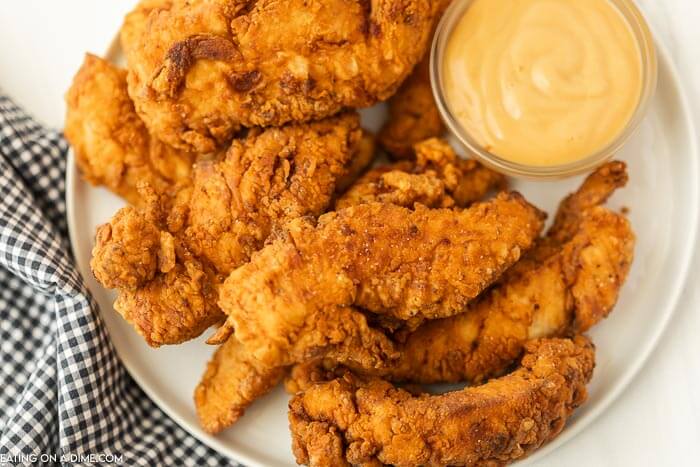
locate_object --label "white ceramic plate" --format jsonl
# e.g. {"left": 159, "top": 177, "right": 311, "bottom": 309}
{"left": 67, "top": 38, "right": 698, "bottom": 466}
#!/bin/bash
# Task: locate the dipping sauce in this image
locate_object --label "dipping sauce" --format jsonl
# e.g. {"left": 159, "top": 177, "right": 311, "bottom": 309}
{"left": 443, "top": 0, "right": 644, "bottom": 167}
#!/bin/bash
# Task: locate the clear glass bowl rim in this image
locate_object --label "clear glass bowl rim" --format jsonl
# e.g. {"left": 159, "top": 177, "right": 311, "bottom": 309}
{"left": 429, "top": 0, "right": 659, "bottom": 179}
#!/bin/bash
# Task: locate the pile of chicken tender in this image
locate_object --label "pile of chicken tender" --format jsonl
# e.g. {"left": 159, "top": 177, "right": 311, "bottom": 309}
{"left": 64, "top": 1, "right": 635, "bottom": 465}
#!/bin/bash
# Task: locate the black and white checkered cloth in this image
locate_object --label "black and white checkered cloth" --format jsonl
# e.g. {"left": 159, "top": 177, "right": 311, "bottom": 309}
{"left": 0, "top": 94, "right": 236, "bottom": 466}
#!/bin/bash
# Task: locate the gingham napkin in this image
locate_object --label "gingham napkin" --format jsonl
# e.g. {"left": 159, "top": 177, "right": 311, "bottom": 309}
{"left": 0, "top": 94, "right": 236, "bottom": 466}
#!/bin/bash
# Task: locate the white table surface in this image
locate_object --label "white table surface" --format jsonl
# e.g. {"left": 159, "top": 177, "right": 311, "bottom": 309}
{"left": 0, "top": 1, "right": 698, "bottom": 466}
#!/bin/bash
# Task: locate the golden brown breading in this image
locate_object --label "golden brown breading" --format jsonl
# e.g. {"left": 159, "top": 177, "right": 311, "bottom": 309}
{"left": 290, "top": 162, "right": 632, "bottom": 388}
{"left": 336, "top": 130, "right": 377, "bottom": 194}
{"left": 116, "top": 258, "right": 222, "bottom": 346}
{"left": 91, "top": 114, "right": 362, "bottom": 346}
{"left": 289, "top": 336, "right": 595, "bottom": 467}
{"left": 336, "top": 138, "right": 506, "bottom": 209}
{"left": 378, "top": 56, "right": 444, "bottom": 159}
{"left": 125, "top": 0, "right": 437, "bottom": 152}
{"left": 286, "top": 357, "right": 343, "bottom": 396}
{"left": 195, "top": 310, "right": 399, "bottom": 434}
{"left": 215, "top": 194, "right": 544, "bottom": 367}
{"left": 378, "top": 206, "right": 633, "bottom": 384}
{"left": 375, "top": 164, "right": 632, "bottom": 384}
{"left": 90, "top": 189, "right": 162, "bottom": 290}
{"left": 194, "top": 337, "right": 286, "bottom": 434}
{"left": 120, "top": 0, "right": 172, "bottom": 62}
{"left": 547, "top": 160, "right": 631, "bottom": 248}
{"left": 181, "top": 114, "right": 362, "bottom": 275}
{"left": 194, "top": 163, "right": 629, "bottom": 436}
{"left": 64, "top": 54, "right": 194, "bottom": 205}
{"left": 336, "top": 160, "right": 416, "bottom": 208}
{"left": 92, "top": 186, "right": 224, "bottom": 345}
{"left": 377, "top": 0, "right": 454, "bottom": 159}
{"left": 195, "top": 312, "right": 398, "bottom": 434}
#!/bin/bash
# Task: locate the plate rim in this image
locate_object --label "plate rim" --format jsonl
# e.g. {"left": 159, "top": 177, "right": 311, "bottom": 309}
{"left": 65, "top": 36, "right": 699, "bottom": 467}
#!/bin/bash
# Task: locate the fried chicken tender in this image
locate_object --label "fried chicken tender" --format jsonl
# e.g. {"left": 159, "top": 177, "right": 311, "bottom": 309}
{"left": 197, "top": 137, "right": 499, "bottom": 436}
{"left": 289, "top": 336, "right": 595, "bottom": 467}
{"left": 194, "top": 337, "right": 286, "bottom": 434}
{"left": 289, "top": 162, "right": 632, "bottom": 388}
{"left": 120, "top": 0, "right": 171, "bottom": 61}
{"left": 192, "top": 127, "right": 379, "bottom": 434}
{"left": 91, "top": 186, "right": 226, "bottom": 345}
{"left": 193, "top": 160, "right": 625, "bottom": 436}
{"left": 65, "top": 54, "right": 194, "bottom": 205}
{"left": 195, "top": 313, "right": 400, "bottom": 434}
{"left": 90, "top": 189, "right": 162, "bottom": 291}
{"left": 336, "top": 138, "right": 506, "bottom": 209}
{"left": 91, "top": 113, "right": 362, "bottom": 346}
{"left": 336, "top": 130, "right": 377, "bottom": 194}
{"left": 215, "top": 194, "right": 544, "bottom": 367}
{"left": 195, "top": 136, "right": 493, "bottom": 434}
{"left": 125, "top": 0, "right": 437, "bottom": 152}
{"left": 380, "top": 207, "right": 632, "bottom": 384}
{"left": 377, "top": 0, "right": 453, "bottom": 158}
{"left": 546, "top": 160, "right": 631, "bottom": 249}
{"left": 378, "top": 56, "right": 444, "bottom": 159}
{"left": 196, "top": 309, "right": 399, "bottom": 434}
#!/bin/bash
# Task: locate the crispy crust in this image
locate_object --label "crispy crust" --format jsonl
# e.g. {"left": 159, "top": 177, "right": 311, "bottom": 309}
{"left": 288, "top": 162, "right": 632, "bottom": 388}
{"left": 377, "top": 0, "right": 454, "bottom": 159}
{"left": 289, "top": 336, "right": 595, "bottom": 467}
{"left": 194, "top": 337, "right": 286, "bottom": 434}
{"left": 91, "top": 113, "right": 361, "bottom": 346}
{"left": 125, "top": 0, "right": 436, "bottom": 152}
{"left": 64, "top": 54, "right": 194, "bottom": 204}
{"left": 378, "top": 55, "right": 444, "bottom": 159}
{"left": 337, "top": 138, "right": 506, "bottom": 210}
{"left": 335, "top": 130, "right": 378, "bottom": 194}
{"left": 216, "top": 193, "right": 544, "bottom": 366}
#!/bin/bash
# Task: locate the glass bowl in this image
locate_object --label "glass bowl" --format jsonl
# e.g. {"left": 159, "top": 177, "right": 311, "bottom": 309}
{"left": 430, "top": 0, "right": 658, "bottom": 179}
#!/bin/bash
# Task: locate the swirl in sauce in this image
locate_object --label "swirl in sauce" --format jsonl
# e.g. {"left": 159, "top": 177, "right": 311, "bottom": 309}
{"left": 443, "top": 0, "right": 643, "bottom": 166}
